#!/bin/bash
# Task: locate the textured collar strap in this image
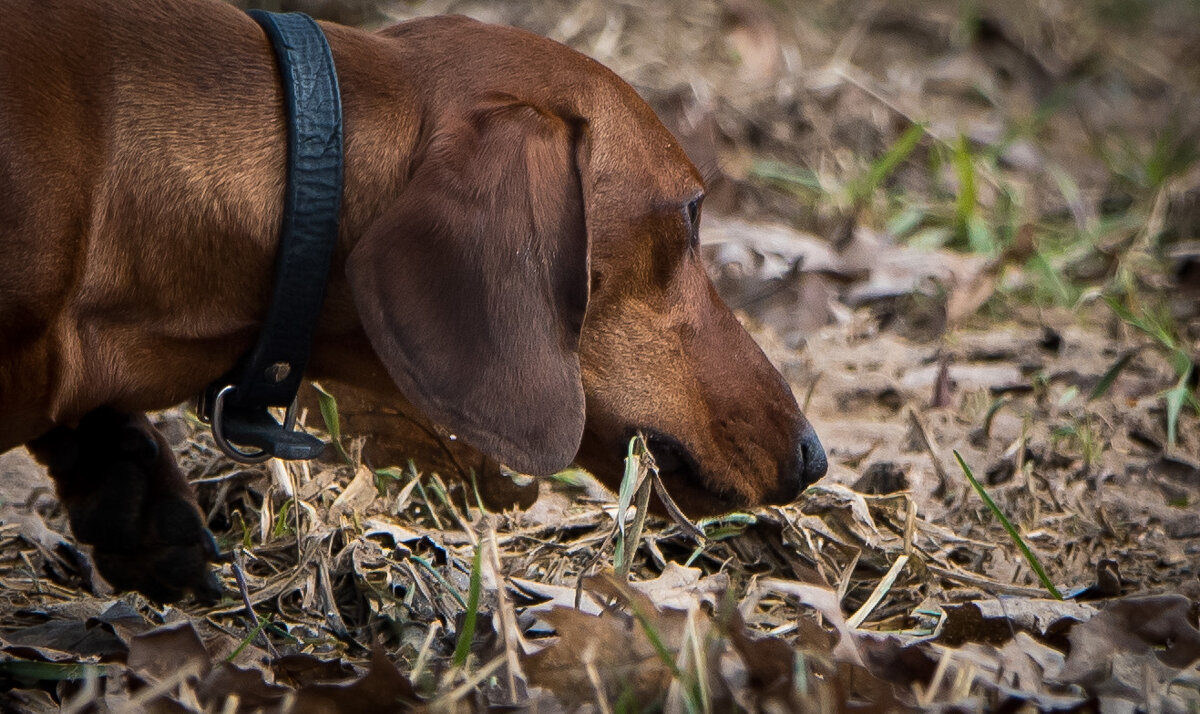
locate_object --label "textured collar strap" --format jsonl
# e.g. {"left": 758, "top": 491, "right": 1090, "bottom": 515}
{"left": 200, "top": 10, "right": 343, "bottom": 462}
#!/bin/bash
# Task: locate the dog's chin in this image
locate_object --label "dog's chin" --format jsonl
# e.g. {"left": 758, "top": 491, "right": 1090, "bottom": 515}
{"left": 641, "top": 433, "right": 748, "bottom": 518}
{"left": 648, "top": 466, "right": 748, "bottom": 518}
{"left": 574, "top": 428, "right": 767, "bottom": 518}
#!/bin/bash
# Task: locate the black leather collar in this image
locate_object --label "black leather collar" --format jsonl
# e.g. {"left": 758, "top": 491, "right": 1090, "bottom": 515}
{"left": 200, "top": 10, "right": 343, "bottom": 463}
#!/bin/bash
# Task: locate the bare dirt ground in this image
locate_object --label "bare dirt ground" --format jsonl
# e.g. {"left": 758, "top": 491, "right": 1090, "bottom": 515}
{"left": 1, "top": 0, "right": 1198, "bottom": 711}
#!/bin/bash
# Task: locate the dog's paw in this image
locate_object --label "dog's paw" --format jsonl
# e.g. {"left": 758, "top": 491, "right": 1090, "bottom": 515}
{"left": 29, "top": 408, "right": 225, "bottom": 604}
{"left": 80, "top": 490, "right": 225, "bottom": 605}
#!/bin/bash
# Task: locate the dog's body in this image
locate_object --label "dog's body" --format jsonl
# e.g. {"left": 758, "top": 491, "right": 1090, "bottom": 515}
{"left": 0, "top": 0, "right": 826, "bottom": 601}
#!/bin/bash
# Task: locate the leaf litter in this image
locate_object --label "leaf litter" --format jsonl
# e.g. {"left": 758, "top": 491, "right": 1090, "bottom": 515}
{"left": 2, "top": 0, "right": 1200, "bottom": 710}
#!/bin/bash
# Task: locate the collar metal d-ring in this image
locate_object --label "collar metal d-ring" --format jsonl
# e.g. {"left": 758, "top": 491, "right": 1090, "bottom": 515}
{"left": 208, "top": 384, "right": 277, "bottom": 464}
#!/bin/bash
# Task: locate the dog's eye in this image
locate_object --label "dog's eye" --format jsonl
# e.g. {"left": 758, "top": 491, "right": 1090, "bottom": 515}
{"left": 683, "top": 196, "right": 703, "bottom": 247}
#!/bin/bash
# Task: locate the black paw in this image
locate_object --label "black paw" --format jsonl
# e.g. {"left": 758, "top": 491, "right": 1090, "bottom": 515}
{"left": 29, "top": 408, "right": 225, "bottom": 604}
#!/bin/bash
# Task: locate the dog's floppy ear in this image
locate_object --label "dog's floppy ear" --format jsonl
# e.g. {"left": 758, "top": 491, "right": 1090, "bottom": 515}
{"left": 346, "top": 101, "right": 588, "bottom": 475}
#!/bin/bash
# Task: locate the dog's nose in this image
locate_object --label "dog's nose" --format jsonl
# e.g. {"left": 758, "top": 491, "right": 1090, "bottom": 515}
{"left": 766, "top": 422, "right": 828, "bottom": 505}
{"left": 798, "top": 423, "right": 827, "bottom": 488}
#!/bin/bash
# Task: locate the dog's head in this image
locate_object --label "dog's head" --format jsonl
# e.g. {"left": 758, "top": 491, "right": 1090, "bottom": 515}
{"left": 346, "top": 16, "right": 825, "bottom": 515}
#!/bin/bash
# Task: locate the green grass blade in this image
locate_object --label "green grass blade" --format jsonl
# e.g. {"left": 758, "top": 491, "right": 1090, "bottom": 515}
{"left": 750, "top": 159, "right": 823, "bottom": 192}
{"left": 227, "top": 615, "right": 272, "bottom": 662}
{"left": 311, "top": 382, "right": 351, "bottom": 464}
{"left": 1089, "top": 349, "right": 1138, "bottom": 401}
{"left": 0, "top": 660, "right": 107, "bottom": 682}
{"left": 616, "top": 435, "right": 654, "bottom": 581}
{"left": 1028, "top": 252, "right": 1077, "bottom": 306}
{"left": 271, "top": 499, "right": 294, "bottom": 538}
{"left": 953, "top": 135, "right": 978, "bottom": 236}
{"left": 851, "top": 122, "right": 925, "bottom": 204}
{"left": 616, "top": 436, "right": 641, "bottom": 539}
{"left": 452, "top": 545, "right": 484, "bottom": 668}
{"left": 886, "top": 205, "right": 926, "bottom": 238}
{"left": 629, "top": 601, "right": 701, "bottom": 714}
{"left": 613, "top": 438, "right": 641, "bottom": 570}
{"left": 467, "top": 468, "right": 487, "bottom": 514}
{"left": 1168, "top": 348, "right": 1193, "bottom": 378}
{"left": 981, "top": 396, "right": 1011, "bottom": 437}
{"left": 966, "top": 213, "right": 994, "bottom": 254}
{"left": 373, "top": 466, "right": 405, "bottom": 495}
{"left": 1165, "top": 365, "right": 1192, "bottom": 447}
{"left": 953, "top": 450, "right": 1062, "bottom": 600}
{"left": 1103, "top": 296, "right": 1175, "bottom": 347}
{"left": 409, "top": 555, "right": 467, "bottom": 609}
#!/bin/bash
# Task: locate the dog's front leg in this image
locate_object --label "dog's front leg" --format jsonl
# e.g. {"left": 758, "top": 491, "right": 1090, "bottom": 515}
{"left": 27, "top": 408, "right": 222, "bottom": 603}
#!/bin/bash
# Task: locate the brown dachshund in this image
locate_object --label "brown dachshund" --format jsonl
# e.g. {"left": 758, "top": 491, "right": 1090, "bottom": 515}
{"left": 0, "top": 0, "right": 826, "bottom": 602}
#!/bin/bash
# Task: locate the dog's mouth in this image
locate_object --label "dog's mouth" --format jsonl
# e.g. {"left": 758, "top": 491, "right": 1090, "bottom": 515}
{"left": 636, "top": 430, "right": 747, "bottom": 516}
